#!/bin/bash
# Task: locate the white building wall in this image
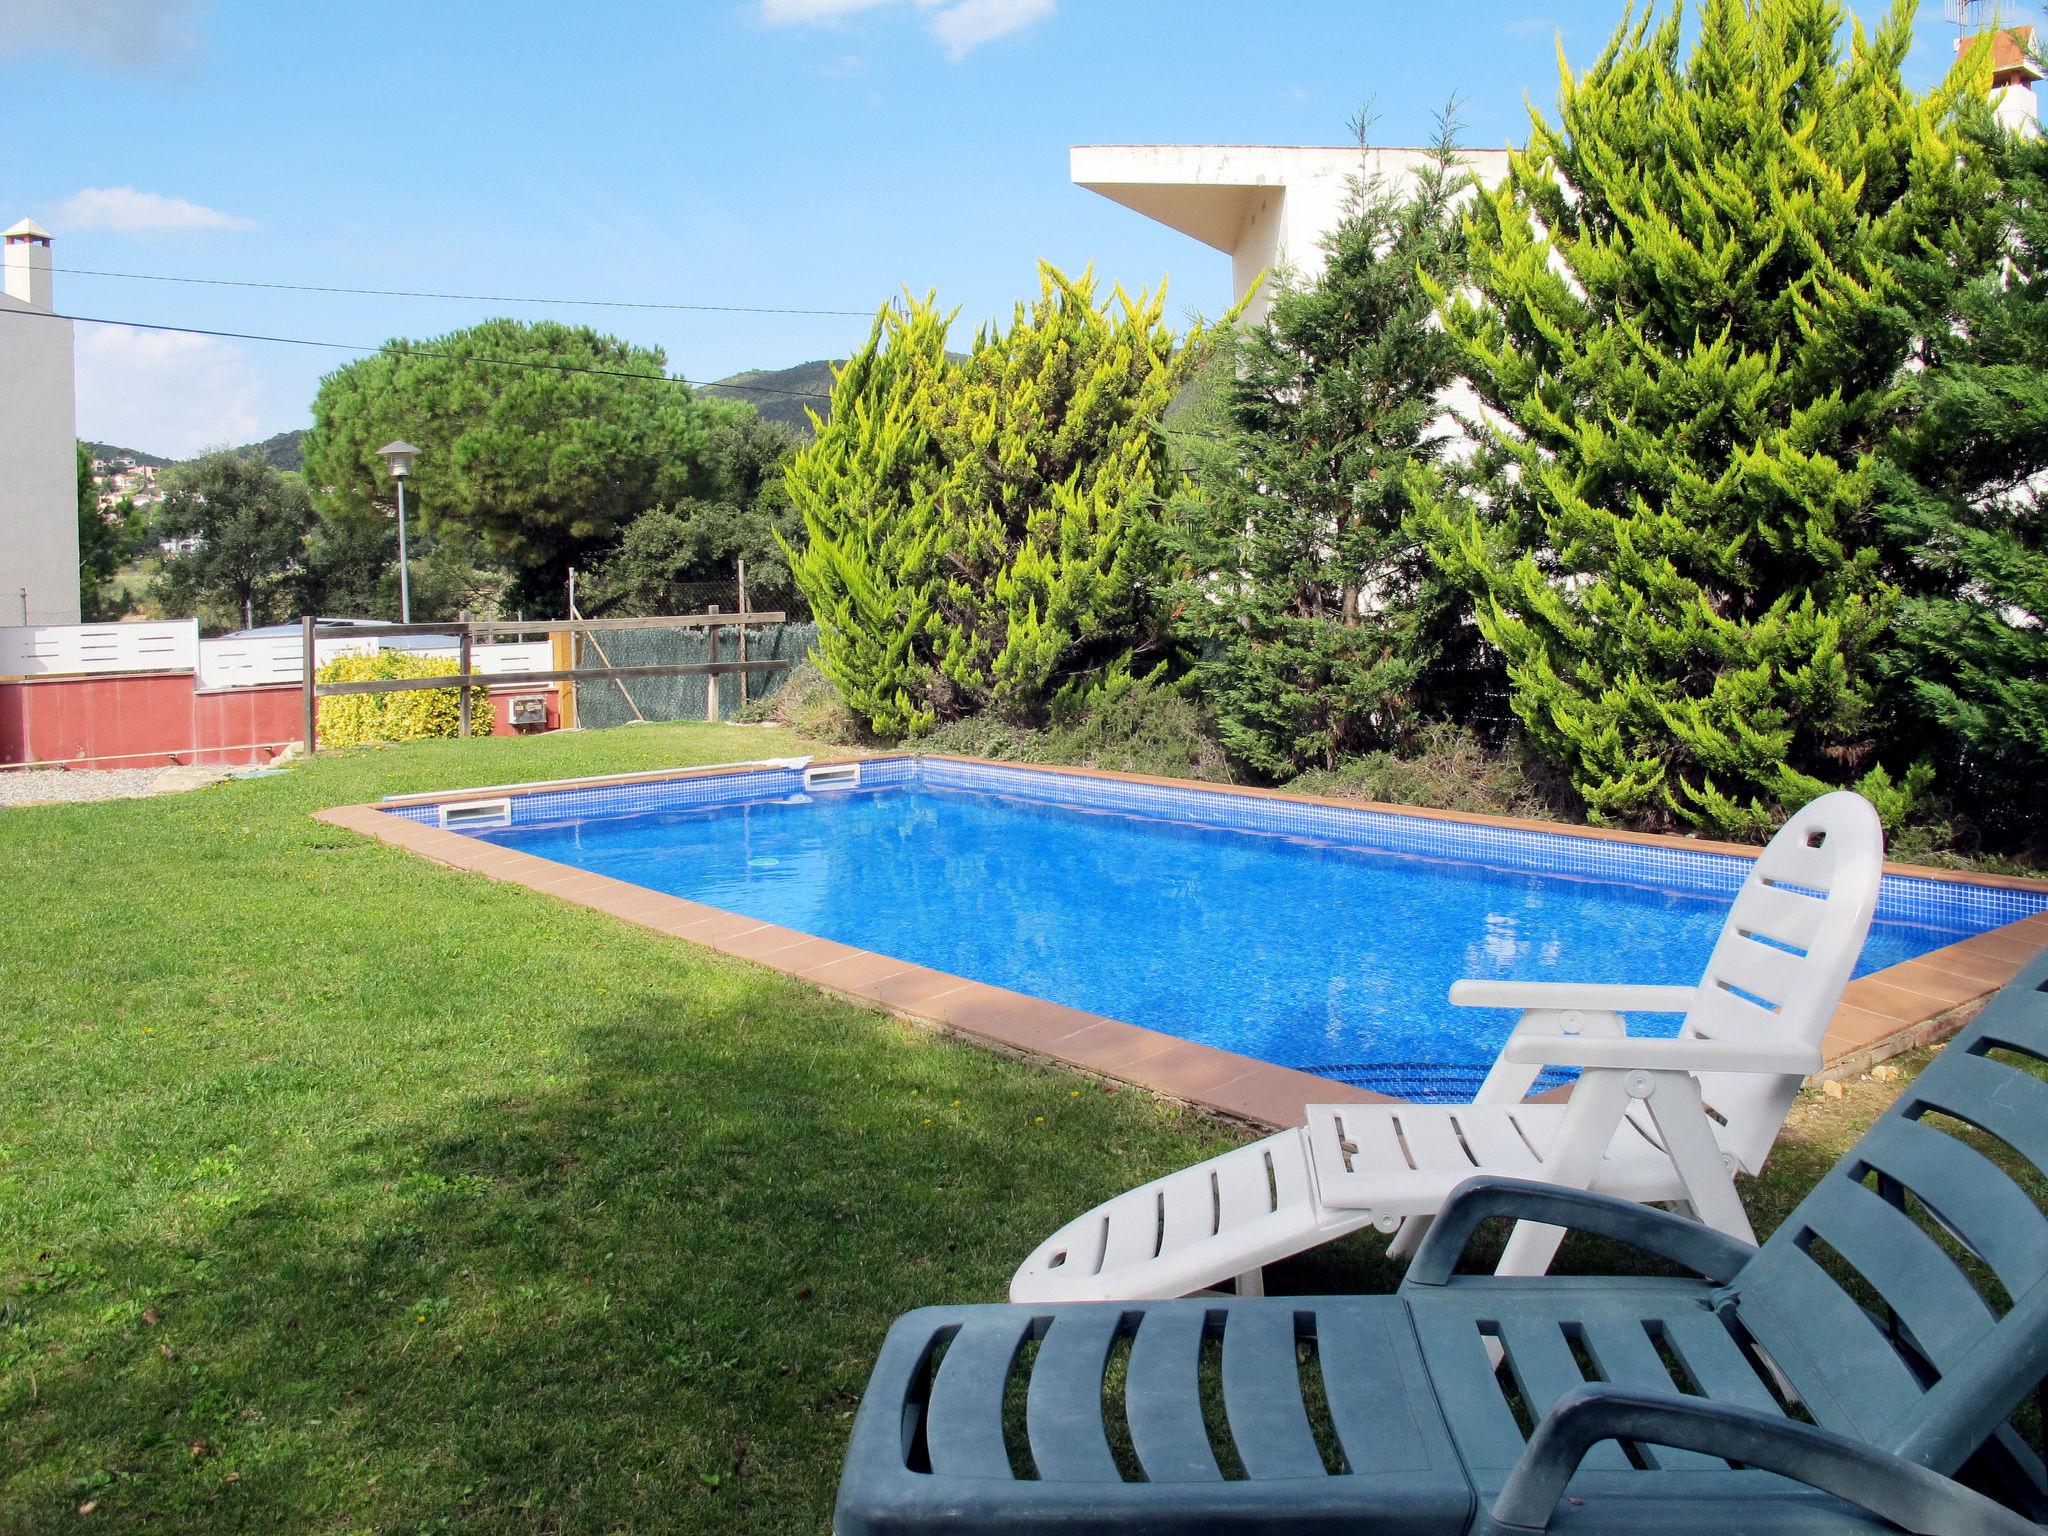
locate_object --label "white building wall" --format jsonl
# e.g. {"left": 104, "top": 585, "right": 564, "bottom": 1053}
{"left": 0, "top": 221, "right": 81, "bottom": 625}
{"left": 1072, "top": 144, "right": 1511, "bottom": 326}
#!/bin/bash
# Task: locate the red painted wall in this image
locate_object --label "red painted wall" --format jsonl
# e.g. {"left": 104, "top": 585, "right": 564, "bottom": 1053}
{"left": 0, "top": 674, "right": 559, "bottom": 768}
{"left": 487, "top": 685, "right": 561, "bottom": 736}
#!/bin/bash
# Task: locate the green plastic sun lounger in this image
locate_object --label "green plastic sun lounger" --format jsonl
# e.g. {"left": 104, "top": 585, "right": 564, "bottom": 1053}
{"left": 834, "top": 946, "right": 2048, "bottom": 1535}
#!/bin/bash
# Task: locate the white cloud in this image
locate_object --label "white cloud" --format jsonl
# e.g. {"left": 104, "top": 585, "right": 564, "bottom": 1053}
{"left": 924, "top": 0, "right": 1052, "bottom": 59}
{"left": 1, "top": 0, "right": 208, "bottom": 69}
{"left": 54, "top": 187, "right": 256, "bottom": 238}
{"left": 74, "top": 326, "right": 265, "bottom": 458}
{"left": 757, "top": 0, "right": 1051, "bottom": 58}
{"left": 1503, "top": 15, "right": 1556, "bottom": 35}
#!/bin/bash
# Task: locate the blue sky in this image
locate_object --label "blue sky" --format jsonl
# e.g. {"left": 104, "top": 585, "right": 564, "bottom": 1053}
{"left": 0, "top": 0, "right": 2009, "bottom": 456}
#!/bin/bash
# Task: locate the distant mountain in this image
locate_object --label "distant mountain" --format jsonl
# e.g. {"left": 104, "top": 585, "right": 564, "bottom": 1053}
{"left": 701, "top": 359, "right": 837, "bottom": 435}
{"left": 83, "top": 431, "right": 307, "bottom": 473}
{"left": 239, "top": 429, "right": 305, "bottom": 471}
{"left": 83, "top": 441, "right": 173, "bottom": 469}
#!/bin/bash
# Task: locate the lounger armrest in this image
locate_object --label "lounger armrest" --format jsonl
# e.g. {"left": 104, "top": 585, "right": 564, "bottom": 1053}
{"left": 1498, "top": 1035, "right": 1823, "bottom": 1075}
{"left": 1401, "top": 1177, "right": 1756, "bottom": 1289}
{"left": 1491, "top": 1385, "right": 2038, "bottom": 1535}
{"left": 1449, "top": 980, "right": 1696, "bottom": 1013}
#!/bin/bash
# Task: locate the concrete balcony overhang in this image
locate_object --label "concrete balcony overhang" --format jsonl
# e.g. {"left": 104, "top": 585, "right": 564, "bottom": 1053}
{"left": 1069, "top": 144, "right": 1367, "bottom": 252}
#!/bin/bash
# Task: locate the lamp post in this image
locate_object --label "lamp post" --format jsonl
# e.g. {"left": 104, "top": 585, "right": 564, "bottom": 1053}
{"left": 376, "top": 440, "right": 420, "bottom": 623}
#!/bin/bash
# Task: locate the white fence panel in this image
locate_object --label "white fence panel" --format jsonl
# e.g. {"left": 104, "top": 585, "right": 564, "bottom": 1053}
{"left": 0, "top": 620, "right": 199, "bottom": 677}
{"left": 196, "top": 636, "right": 379, "bottom": 689}
{"left": 196, "top": 637, "right": 554, "bottom": 689}
{"left": 478, "top": 641, "right": 553, "bottom": 676}
{"left": 403, "top": 641, "right": 553, "bottom": 677}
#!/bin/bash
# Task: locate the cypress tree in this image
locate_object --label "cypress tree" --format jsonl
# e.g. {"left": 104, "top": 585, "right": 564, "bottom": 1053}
{"left": 1415, "top": 0, "right": 1996, "bottom": 833}
{"left": 1876, "top": 117, "right": 2048, "bottom": 831}
{"left": 1168, "top": 115, "right": 1475, "bottom": 777}
{"left": 785, "top": 265, "right": 1209, "bottom": 738}
{"left": 780, "top": 298, "right": 953, "bottom": 737}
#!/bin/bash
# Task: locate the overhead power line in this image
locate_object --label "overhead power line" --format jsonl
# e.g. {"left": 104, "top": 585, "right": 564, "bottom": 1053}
{"left": 0, "top": 307, "right": 836, "bottom": 400}
{"left": 47, "top": 264, "right": 874, "bottom": 318}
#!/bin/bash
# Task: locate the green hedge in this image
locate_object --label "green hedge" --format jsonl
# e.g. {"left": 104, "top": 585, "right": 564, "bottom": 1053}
{"left": 315, "top": 651, "right": 496, "bottom": 748}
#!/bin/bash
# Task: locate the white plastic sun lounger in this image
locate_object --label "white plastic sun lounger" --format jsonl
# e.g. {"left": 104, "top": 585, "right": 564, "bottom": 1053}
{"left": 1011, "top": 790, "right": 1884, "bottom": 1303}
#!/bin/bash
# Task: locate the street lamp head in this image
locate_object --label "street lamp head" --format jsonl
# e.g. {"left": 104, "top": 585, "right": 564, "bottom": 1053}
{"left": 376, "top": 440, "right": 421, "bottom": 479}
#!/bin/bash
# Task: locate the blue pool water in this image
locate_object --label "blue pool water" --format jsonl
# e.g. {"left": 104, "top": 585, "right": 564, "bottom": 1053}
{"left": 404, "top": 759, "right": 2048, "bottom": 1100}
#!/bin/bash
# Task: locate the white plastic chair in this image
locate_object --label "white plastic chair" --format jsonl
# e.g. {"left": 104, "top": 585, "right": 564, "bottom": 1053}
{"left": 1011, "top": 790, "right": 1885, "bottom": 1303}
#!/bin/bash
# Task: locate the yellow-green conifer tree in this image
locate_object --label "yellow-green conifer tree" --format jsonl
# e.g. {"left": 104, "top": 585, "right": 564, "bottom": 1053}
{"left": 785, "top": 265, "right": 1208, "bottom": 738}
{"left": 1415, "top": 0, "right": 1997, "bottom": 832}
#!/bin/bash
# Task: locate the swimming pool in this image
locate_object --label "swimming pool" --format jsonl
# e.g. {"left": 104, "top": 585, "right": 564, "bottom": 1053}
{"left": 382, "top": 757, "right": 2048, "bottom": 1101}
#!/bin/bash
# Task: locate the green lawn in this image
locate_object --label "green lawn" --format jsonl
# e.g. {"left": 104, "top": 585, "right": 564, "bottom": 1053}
{"left": 0, "top": 725, "right": 1932, "bottom": 1533}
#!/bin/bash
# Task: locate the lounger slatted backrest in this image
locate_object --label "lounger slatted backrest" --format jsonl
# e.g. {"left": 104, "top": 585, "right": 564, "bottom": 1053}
{"left": 1680, "top": 791, "right": 1884, "bottom": 1173}
{"left": 1725, "top": 953, "right": 2048, "bottom": 1484}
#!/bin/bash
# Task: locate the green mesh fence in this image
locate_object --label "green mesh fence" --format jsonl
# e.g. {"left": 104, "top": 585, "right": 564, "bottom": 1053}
{"left": 573, "top": 621, "right": 817, "bottom": 728}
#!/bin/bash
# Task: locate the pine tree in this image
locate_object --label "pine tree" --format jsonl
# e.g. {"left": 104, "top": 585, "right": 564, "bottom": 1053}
{"left": 1876, "top": 118, "right": 2048, "bottom": 828}
{"left": 1168, "top": 115, "right": 1475, "bottom": 777}
{"left": 1415, "top": 0, "right": 1996, "bottom": 833}
{"left": 784, "top": 266, "right": 1209, "bottom": 738}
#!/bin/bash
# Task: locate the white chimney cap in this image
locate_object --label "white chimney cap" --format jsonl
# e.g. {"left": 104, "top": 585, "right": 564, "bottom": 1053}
{"left": 3, "top": 218, "right": 53, "bottom": 243}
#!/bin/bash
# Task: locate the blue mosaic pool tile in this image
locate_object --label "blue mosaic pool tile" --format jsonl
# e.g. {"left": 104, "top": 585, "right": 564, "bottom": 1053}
{"left": 382, "top": 757, "right": 916, "bottom": 830}
{"left": 913, "top": 758, "right": 2047, "bottom": 938}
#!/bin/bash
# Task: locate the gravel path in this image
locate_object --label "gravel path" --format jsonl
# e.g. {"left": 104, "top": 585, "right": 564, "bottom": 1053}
{"left": 0, "top": 764, "right": 235, "bottom": 808}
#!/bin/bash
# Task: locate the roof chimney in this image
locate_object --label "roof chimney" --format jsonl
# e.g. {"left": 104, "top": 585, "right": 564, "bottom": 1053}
{"left": 2, "top": 218, "right": 53, "bottom": 312}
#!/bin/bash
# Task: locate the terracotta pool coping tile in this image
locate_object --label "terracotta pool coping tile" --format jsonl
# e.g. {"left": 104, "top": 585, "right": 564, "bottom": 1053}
{"left": 671, "top": 913, "right": 770, "bottom": 950}
{"left": 854, "top": 966, "right": 977, "bottom": 1012}
{"left": 1032, "top": 1004, "right": 1124, "bottom": 1044}
{"left": 524, "top": 872, "right": 602, "bottom": 897}
{"left": 316, "top": 761, "right": 2048, "bottom": 1131}
{"left": 410, "top": 842, "right": 492, "bottom": 871}
{"left": 798, "top": 950, "right": 915, "bottom": 989}
{"left": 1898, "top": 942, "right": 2024, "bottom": 990}
{"left": 1945, "top": 930, "right": 2043, "bottom": 970}
{"left": 1039, "top": 1021, "right": 1153, "bottom": 1073}
{"left": 919, "top": 981, "right": 1041, "bottom": 1030}
{"left": 1869, "top": 957, "right": 2007, "bottom": 1011}
{"left": 697, "top": 921, "right": 801, "bottom": 958}
{"left": 580, "top": 887, "right": 683, "bottom": 922}
{"left": 1825, "top": 1002, "right": 1924, "bottom": 1054}
{"left": 1841, "top": 976, "right": 1964, "bottom": 1025}
{"left": 1137, "top": 1041, "right": 1285, "bottom": 1100}
{"left": 957, "top": 997, "right": 1106, "bottom": 1054}
{"left": 741, "top": 935, "right": 860, "bottom": 973}
{"left": 1201, "top": 1067, "right": 1393, "bottom": 1129}
{"left": 638, "top": 907, "right": 733, "bottom": 939}
{"left": 1043, "top": 1020, "right": 1189, "bottom": 1075}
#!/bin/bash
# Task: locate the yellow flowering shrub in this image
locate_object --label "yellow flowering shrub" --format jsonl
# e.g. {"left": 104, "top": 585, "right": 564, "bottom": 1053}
{"left": 315, "top": 650, "right": 496, "bottom": 748}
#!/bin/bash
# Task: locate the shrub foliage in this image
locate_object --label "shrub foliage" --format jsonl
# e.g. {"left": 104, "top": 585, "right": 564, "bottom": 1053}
{"left": 784, "top": 265, "right": 1211, "bottom": 739}
{"left": 1416, "top": 0, "right": 1996, "bottom": 833}
{"left": 315, "top": 651, "right": 497, "bottom": 748}
{"left": 1876, "top": 118, "right": 2048, "bottom": 833}
{"left": 1168, "top": 115, "right": 1475, "bottom": 777}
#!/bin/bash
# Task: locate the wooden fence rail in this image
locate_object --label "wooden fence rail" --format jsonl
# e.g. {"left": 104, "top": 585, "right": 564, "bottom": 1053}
{"left": 297, "top": 614, "right": 790, "bottom": 755}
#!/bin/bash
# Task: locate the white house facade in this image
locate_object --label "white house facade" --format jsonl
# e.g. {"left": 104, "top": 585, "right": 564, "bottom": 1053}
{"left": 1, "top": 218, "right": 81, "bottom": 626}
{"left": 1074, "top": 29, "right": 2036, "bottom": 323}
{"left": 1070, "top": 143, "right": 1511, "bottom": 325}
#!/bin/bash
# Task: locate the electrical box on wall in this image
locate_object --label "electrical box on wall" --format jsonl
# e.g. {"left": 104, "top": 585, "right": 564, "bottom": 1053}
{"left": 507, "top": 694, "right": 548, "bottom": 728}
